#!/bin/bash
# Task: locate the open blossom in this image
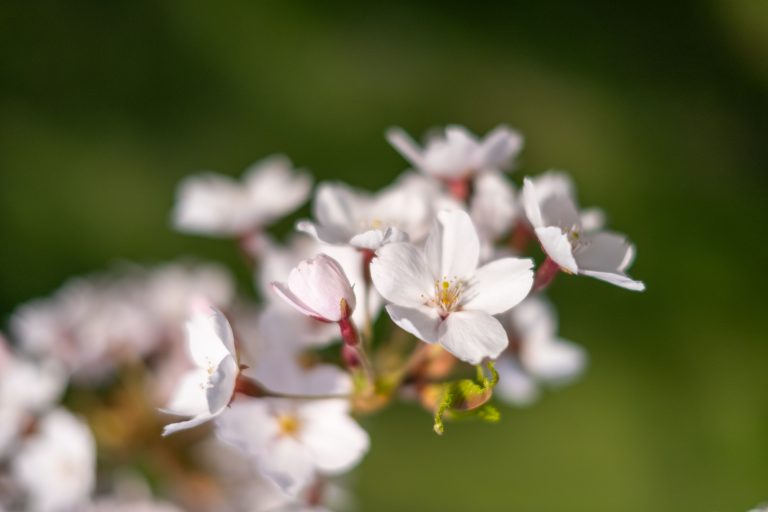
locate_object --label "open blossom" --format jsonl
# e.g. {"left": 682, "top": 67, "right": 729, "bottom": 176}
{"left": 11, "top": 408, "right": 96, "bottom": 512}
{"left": 172, "top": 155, "right": 311, "bottom": 237}
{"left": 296, "top": 173, "right": 434, "bottom": 251}
{"left": 371, "top": 209, "right": 534, "bottom": 364}
{"left": 522, "top": 175, "right": 645, "bottom": 291}
{"left": 216, "top": 362, "right": 369, "bottom": 496}
{"left": 386, "top": 124, "right": 523, "bottom": 180}
{"left": 162, "top": 300, "right": 239, "bottom": 436}
{"left": 271, "top": 254, "right": 356, "bottom": 323}
{"left": 495, "top": 297, "right": 587, "bottom": 405}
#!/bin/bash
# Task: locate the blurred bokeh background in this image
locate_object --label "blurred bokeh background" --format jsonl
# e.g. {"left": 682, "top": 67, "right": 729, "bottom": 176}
{"left": 1, "top": 1, "right": 767, "bottom": 510}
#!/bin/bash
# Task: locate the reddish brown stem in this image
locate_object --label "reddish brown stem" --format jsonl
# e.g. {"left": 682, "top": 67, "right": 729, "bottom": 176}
{"left": 533, "top": 256, "right": 561, "bottom": 292}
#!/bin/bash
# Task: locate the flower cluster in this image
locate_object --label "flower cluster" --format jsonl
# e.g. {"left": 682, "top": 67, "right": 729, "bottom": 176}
{"left": 0, "top": 124, "right": 643, "bottom": 511}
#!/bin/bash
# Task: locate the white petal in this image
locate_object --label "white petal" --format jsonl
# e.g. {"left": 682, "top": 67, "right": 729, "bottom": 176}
{"left": 425, "top": 209, "right": 479, "bottom": 279}
{"left": 295, "top": 220, "right": 351, "bottom": 246}
{"left": 579, "top": 270, "right": 646, "bottom": 291}
{"left": 260, "top": 437, "right": 315, "bottom": 496}
{"left": 284, "top": 254, "right": 356, "bottom": 321}
{"left": 470, "top": 173, "right": 518, "bottom": 249}
{"left": 524, "top": 338, "right": 587, "bottom": 383}
{"left": 478, "top": 125, "right": 523, "bottom": 169}
{"left": 521, "top": 178, "right": 545, "bottom": 228}
{"left": 162, "top": 369, "right": 210, "bottom": 417}
{"left": 206, "top": 355, "right": 239, "bottom": 416}
{"left": 574, "top": 232, "right": 634, "bottom": 273}
{"left": 349, "top": 229, "right": 388, "bottom": 250}
{"left": 301, "top": 401, "right": 370, "bottom": 474}
{"left": 386, "top": 127, "right": 425, "bottom": 168}
{"left": 370, "top": 243, "right": 433, "bottom": 308}
{"left": 462, "top": 257, "right": 534, "bottom": 315}
{"left": 509, "top": 296, "right": 558, "bottom": 343}
{"left": 162, "top": 414, "right": 214, "bottom": 437}
{"left": 535, "top": 227, "right": 578, "bottom": 273}
{"left": 244, "top": 155, "right": 312, "bottom": 224}
{"left": 312, "top": 183, "right": 367, "bottom": 235}
{"left": 384, "top": 304, "right": 441, "bottom": 343}
{"left": 186, "top": 306, "right": 236, "bottom": 367}
{"left": 438, "top": 310, "right": 508, "bottom": 364}
{"left": 494, "top": 357, "right": 539, "bottom": 406}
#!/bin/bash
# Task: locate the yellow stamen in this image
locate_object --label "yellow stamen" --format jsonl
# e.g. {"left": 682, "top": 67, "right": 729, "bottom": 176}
{"left": 277, "top": 413, "right": 300, "bottom": 437}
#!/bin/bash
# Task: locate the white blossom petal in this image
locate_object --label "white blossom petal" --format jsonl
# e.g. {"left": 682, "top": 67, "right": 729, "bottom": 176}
{"left": 535, "top": 227, "right": 578, "bottom": 273}
{"left": 301, "top": 400, "right": 370, "bottom": 474}
{"left": 384, "top": 304, "right": 441, "bottom": 343}
{"left": 462, "top": 257, "right": 534, "bottom": 315}
{"left": 494, "top": 357, "right": 539, "bottom": 406}
{"left": 437, "top": 310, "right": 508, "bottom": 364}
{"left": 370, "top": 243, "right": 433, "bottom": 308}
{"left": 425, "top": 209, "right": 479, "bottom": 280}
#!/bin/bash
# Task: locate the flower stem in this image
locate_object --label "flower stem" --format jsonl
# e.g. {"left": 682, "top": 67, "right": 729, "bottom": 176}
{"left": 533, "top": 256, "right": 560, "bottom": 292}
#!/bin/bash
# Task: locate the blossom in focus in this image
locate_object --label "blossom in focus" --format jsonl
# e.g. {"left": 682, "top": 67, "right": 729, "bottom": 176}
{"left": 271, "top": 254, "right": 356, "bottom": 323}
{"left": 172, "top": 155, "right": 312, "bottom": 237}
{"left": 522, "top": 175, "right": 645, "bottom": 291}
{"left": 11, "top": 408, "right": 96, "bottom": 512}
{"left": 495, "top": 297, "right": 587, "bottom": 405}
{"left": 216, "top": 362, "right": 368, "bottom": 496}
{"left": 296, "top": 173, "right": 435, "bottom": 251}
{"left": 371, "top": 209, "right": 534, "bottom": 364}
{"left": 162, "top": 300, "right": 239, "bottom": 436}
{"left": 258, "top": 235, "right": 381, "bottom": 345}
{"left": 386, "top": 124, "right": 523, "bottom": 180}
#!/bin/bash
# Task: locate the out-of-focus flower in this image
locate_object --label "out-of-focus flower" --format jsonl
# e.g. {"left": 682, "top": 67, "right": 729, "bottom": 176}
{"left": 11, "top": 408, "right": 96, "bottom": 512}
{"left": 469, "top": 172, "right": 518, "bottom": 260}
{"left": 216, "top": 362, "right": 368, "bottom": 496}
{"left": 0, "top": 342, "right": 65, "bottom": 457}
{"left": 386, "top": 124, "right": 523, "bottom": 180}
{"left": 271, "top": 254, "right": 356, "bottom": 324}
{"left": 371, "top": 209, "right": 534, "bottom": 364}
{"left": 10, "top": 262, "right": 234, "bottom": 381}
{"left": 172, "top": 155, "right": 311, "bottom": 237}
{"left": 522, "top": 175, "right": 645, "bottom": 291}
{"left": 495, "top": 297, "right": 587, "bottom": 405}
{"left": 297, "top": 173, "right": 434, "bottom": 251}
{"left": 162, "top": 300, "right": 239, "bottom": 436}
{"left": 83, "top": 500, "right": 182, "bottom": 512}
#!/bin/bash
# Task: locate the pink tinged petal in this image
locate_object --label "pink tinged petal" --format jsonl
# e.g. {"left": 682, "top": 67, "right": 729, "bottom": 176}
{"left": 535, "top": 227, "right": 578, "bottom": 273}
{"left": 301, "top": 400, "right": 370, "bottom": 474}
{"left": 348, "top": 227, "right": 409, "bottom": 251}
{"left": 370, "top": 243, "right": 433, "bottom": 308}
{"left": 437, "top": 310, "right": 509, "bottom": 365}
{"left": 271, "top": 282, "right": 322, "bottom": 319}
{"left": 386, "top": 127, "right": 425, "bottom": 168}
{"left": 462, "top": 257, "right": 534, "bottom": 315}
{"left": 524, "top": 338, "right": 587, "bottom": 384}
{"left": 384, "top": 304, "right": 441, "bottom": 343}
{"left": 478, "top": 125, "right": 524, "bottom": 169}
{"left": 425, "top": 209, "right": 480, "bottom": 280}
{"left": 494, "top": 357, "right": 539, "bottom": 406}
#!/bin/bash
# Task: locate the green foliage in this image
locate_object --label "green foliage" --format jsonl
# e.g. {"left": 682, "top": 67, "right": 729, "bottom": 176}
{"left": 433, "top": 361, "right": 500, "bottom": 435}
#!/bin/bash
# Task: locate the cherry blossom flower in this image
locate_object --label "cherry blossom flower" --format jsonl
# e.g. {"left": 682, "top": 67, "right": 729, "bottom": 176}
{"left": 296, "top": 173, "right": 435, "bottom": 251}
{"left": 495, "top": 297, "right": 587, "bottom": 405}
{"left": 370, "top": 209, "right": 534, "bottom": 364}
{"left": 11, "top": 408, "right": 96, "bottom": 512}
{"left": 161, "top": 300, "right": 240, "bottom": 436}
{"left": 215, "top": 362, "right": 368, "bottom": 496}
{"left": 172, "top": 155, "right": 311, "bottom": 237}
{"left": 386, "top": 124, "right": 523, "bottom": 181}
{"left": 469, "top": 172, "right": 518, "bottom": 260}
{"left": 522, "top": 175, "right": 645, "bottom": 291}
{"left": 270, "top": 254, "right": 356, "bottom": 325}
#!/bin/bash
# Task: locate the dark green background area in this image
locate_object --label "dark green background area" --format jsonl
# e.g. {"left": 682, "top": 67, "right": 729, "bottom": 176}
{"left": 1, "top": 2, "right": 767, "bottom": 510}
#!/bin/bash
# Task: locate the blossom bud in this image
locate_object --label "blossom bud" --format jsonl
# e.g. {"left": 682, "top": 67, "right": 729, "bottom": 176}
{"left": 271, "top": 254, "right": 356, "bottom": 322}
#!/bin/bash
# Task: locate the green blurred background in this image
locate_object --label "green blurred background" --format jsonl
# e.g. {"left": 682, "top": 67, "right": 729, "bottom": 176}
{"left": 1, "top": 1, "right": 767, "bottom": 510}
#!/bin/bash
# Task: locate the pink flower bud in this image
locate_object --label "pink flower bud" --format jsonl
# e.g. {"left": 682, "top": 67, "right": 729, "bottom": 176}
{"left": 271, "top": 254, "right": 356, "bottom": 322}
